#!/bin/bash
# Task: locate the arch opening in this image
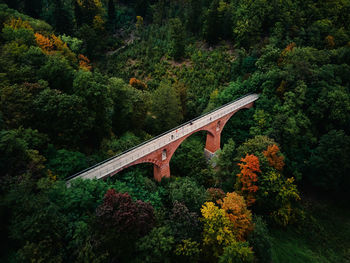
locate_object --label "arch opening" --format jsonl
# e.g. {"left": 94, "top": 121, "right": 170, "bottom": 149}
{"left": 220, "top": 107, "right": 254, "bottom": 148}
{"left": 169, "top": 131, "right": 210, "bottom": 179}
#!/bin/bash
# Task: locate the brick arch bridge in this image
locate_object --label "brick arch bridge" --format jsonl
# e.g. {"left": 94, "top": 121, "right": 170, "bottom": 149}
{"left": 68, "top": 94, "right": 259, "bottom": 182}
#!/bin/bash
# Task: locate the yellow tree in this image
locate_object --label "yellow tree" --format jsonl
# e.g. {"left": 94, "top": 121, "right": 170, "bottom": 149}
{"left": 217, "top": 192, "right": 253, "bottom": 241}
{"left": 201, "top": 202, "right": 236, "bottom": 259}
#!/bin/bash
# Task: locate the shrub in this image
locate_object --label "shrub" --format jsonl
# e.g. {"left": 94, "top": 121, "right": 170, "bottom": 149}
{"left": 169, "top": 201, "right": 200, "bottom": 242}
{"left": 136, "top": 226, "right": 175, "bottom": 263}
{"left": 207, "top": 187, "right": 226, "bottom": 203}
{"left": 169, "top": 177, "right": 207, "bottom": 212}
{"left": 218, "top": 242, "right": 254, "bottom": 263}
{"left": 247, "top": 216, "right": 272, "bottom": 263}
{"left": 174, "top": 239, "right": 201, "bottom": 262}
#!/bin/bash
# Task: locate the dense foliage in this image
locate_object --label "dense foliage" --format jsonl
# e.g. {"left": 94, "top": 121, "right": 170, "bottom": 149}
{"left": 0, "top": 0, "right": 349, "bottom": 262}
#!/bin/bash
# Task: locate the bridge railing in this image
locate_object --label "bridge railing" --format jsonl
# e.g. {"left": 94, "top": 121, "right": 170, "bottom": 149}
{"left": 66, "top": 93, "right": 259, "bottom": 181}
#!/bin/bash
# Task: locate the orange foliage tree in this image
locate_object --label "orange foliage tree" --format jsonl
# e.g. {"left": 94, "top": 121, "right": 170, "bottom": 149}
{"left": 217, "top": 192, "right": 253, "bottom": 241}
{"left": 236, "top": 154, "right": 261, "bottom": 206}
{"left": 34, "top": 33, "right": 76, "bottom": 63}
{"left": 263, "top": 144, "right": 285, "bottom": 171}
{"left": 35, "top": 33, "right": 54, "bottom": 54}
{"left": 78, "top": 54, "right": 92, "bottom": 71}
{"left": 129, "top": 77, "right": 147, "bottom": 90}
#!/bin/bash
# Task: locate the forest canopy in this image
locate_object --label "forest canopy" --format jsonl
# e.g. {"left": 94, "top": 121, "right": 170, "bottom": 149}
{"left": 0, "top": 0, "right": 349, "bottom": 262}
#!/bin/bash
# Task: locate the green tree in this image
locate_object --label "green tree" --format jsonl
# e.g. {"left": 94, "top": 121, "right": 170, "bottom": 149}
{"left": 169, "top": 17, "right": 185, "bottom": 60}
{"left": 308, "top": 130, "right": 350, "bottom": 192}
{"left": 24, "top": 0, "right": 42, "bottom": 18}
{"left": 247, "top": 216, "right": 272, "bottom": 263}
{"left": 48, "top": 0, "right": 74, "bottom": 34}
{"left": 151, "top": 81, "right": 183, "bottom": 133}
{"left": 218, "top": 242, "right": 254, "bottom": 263}
{"left": 214, "top": 139, "right": 237, "bottom": 190}
{"left": 203, "top": 0, "right": 220, "bottom": 44}
{"left": 168, "top": 177, "right": 207, "bottom": 212}
{"left": 0, "top": 82, "right": 44, "bottom": 128}
{"left": 107, "top": 0, "right": 116, "bottom": 31}
{"left": 136, "top": 226, "right": 175, "bottom": 263}
{"left": 38, "top": 55, "right": 74, "bottom": 92}
{"left": 170, "top": 136, "right": 211, "bottom": 185}
{"left": 109, "top": 77, "right": 149, "bottom": 135}
{"left": 32, "top": 88, "right": 93, "bottom": 148}
{"left": 73, "top": 70, "right": 112, "bottom": 147}
{"left": 46, "top": 148, "right": 88, "bottom": 179}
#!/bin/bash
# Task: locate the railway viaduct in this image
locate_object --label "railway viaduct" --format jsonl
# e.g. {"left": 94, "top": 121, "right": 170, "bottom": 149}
{"left": 68, "top": 94, "right": 259, "bottom": 182}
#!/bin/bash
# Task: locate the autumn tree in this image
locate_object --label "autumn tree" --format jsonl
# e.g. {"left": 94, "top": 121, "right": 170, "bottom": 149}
{"left": 263, "top": 144, "right": 285, "bottom": 171}
{"left": 95, "top": 189, "right": 155, "bottom": 259}
{"left": 35, "top": 33, "right": 54, "bottom": 54}
{"left": 236, "top": 154, "right": 261, "bottom": 206}
{"left": 217, "top": 192, "right": 253, "bottom": 241}
{"left": 129, "top": 77, "right": 147, "bottom": 90}
{"left": 201, "top": 202, "right": 236, "bottom": 259}
{"left": 78, "top": 54, "right": 92, "bottom": 71}
{"left": 169, "top": 201, "right": 200, "bottom": 243}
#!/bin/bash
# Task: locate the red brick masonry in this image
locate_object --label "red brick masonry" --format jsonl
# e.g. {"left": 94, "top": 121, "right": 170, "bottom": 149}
{"left": 109, "top": 102, "right": 254, "bottom": 181}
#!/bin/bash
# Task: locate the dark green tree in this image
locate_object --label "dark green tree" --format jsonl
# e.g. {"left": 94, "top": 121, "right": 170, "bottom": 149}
{"left": 169, "top": 17, "right": 185, "bottom": 60}
{"left": 203, "top": 0, "right": 219, "bottom": 44}
{"left": 151, "top": 81, "right": 183, "bottom": 133}
{"left": 308, "top": 130, "right": 350, "bottom": 192}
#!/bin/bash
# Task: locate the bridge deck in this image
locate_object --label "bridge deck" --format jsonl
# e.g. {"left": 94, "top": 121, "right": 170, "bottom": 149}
{"left": 67, "top": 93, "right": 259, "bottom": 181}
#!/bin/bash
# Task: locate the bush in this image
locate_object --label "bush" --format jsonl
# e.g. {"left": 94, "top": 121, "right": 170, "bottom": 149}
{"left": 46, "top": 148, "right": 88, "bottom": 179}
{"left": 169, "top": 201, "right": 200, "bottom": 242}
{"left": 136, "top": 226, "right": 175, "bottom": 263}
{"left": 219, "top": 242, "right": 254, "bottom": 263}
{"left": 169, "top": 177, "right": 207, "bottom": 212}
{"left": 206, "top": 187, "right": 226, "bottom": 203}
{"left": 247, "top": 216, "right": 272, "bottom": 263}
{"left": 174, "top": 239, "right": 201, "bottom": 262}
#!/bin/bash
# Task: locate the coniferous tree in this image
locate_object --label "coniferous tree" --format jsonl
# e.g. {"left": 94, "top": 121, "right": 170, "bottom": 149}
{"left": 169, "top": 17, "right": 185, "bottom": 60}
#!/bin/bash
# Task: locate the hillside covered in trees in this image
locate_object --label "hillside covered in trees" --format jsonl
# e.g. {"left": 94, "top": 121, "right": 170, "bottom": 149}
{"left": 0, "top": 0, "right": 349, "bottom": 262}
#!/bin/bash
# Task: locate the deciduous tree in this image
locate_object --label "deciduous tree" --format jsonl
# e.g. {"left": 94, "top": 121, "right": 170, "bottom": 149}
{"left": 236, "top": 154, "right": 261, "bottom": 206}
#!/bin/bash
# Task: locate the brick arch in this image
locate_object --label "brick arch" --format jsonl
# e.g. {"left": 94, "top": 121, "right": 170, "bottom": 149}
{"left": 69, "top": 97, "right": 258, "bottom": 182}
{"left": 166, "top": 127, "right": 215, "bottom": 161}
{"left": 219, "top": 102, "right": 254, "bottom": 131}
{"left": 108, "top": 102, "right": 256, "bottom": 181}
{"left": 108, "top": 158, "right": 161, "bottom": 178}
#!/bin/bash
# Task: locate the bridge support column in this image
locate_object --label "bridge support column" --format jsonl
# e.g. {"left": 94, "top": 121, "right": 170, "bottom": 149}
{"left": 205, "top": 131, "right": 221, "bottom": 157}
{"left": 154, "top": 163, "right": 170, "bottom": 182}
